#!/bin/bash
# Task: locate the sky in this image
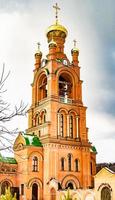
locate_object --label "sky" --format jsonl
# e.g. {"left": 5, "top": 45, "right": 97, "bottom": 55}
{"left": 0, "top": 0, "right": 115, "bottom": 163}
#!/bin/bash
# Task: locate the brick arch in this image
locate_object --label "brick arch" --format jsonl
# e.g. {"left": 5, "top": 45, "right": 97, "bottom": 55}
{"left": 98, "top": 183, "right": 112, "bottom": 192}
{"left": 61, "top": 174, "right": 80, "bottom": 189}
{"left": 58, "top": 107, "right": 68, "bottom": 115}
{"left": 0, "top": 179, "right": 14, "bottom": 195}
{"left": 0, "top": 179, "right": 13, "bottom": 187}
{"left": 32, "top": 71, "right": 47, "bottom": 104}
{"left": 68, "top": 109, "right": 78, "bottom": 116}
{"left": 58, "top": 70, "right": 75, "bottom": 99}
{"left": 28, "top": 151, "right": 43, "bottom": 160}
{"left": 33, "top": 69, "right": 47, "bottom": 86}
{"left": 27, "top": 178, "right": 43, "bottom": 188}
{"left": 55, "top": 66, "right": 79, "bottom": 82}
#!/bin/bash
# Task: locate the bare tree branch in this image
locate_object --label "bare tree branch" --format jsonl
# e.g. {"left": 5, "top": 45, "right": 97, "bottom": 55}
{"left": 0, "top": 64, "right": 27, "bottom": 152}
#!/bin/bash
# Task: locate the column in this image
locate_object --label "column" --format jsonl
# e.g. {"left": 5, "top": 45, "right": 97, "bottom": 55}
{"left": 76, "top": 116, "right": 79, "bottom": 138}
{"left": 67, "top": 114, "right": 69, "bottom": 137}
{"left": 57, "top": 113, "right": 60, "bottom": 136}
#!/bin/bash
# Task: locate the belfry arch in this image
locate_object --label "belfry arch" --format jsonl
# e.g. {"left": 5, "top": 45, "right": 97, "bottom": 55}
{"left": 58, "top": 72, "right": 73, "bottom": 99}
{"left": 38, "top": 73, "right": 47, "bottom": 101}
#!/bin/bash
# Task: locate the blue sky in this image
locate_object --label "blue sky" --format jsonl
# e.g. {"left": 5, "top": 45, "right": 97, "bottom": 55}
{"left": 0, "top": 0, "right": 115, "bottom": 163}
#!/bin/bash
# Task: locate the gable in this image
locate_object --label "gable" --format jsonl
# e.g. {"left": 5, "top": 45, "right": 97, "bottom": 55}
{"left": 95, "top": 167, "right": 115, "bottom": 179}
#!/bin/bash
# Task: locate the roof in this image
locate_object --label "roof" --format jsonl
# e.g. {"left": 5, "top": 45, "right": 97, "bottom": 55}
{"left": 95, "top": 166, "right": 115, "bottom": 178}
{"left": 0, "top": 154, "right": 17, "bottom": 164}
{"left": 46, "top": 22, "right": 68, "bottom": 37}
{"left": 23, "top": 134, "right": 43, "bottom": 147}
{"left": 90, "top": 145, "right": 97, "bottom": 153}
{"left": 96, "top": 163, "right": 115, "bottom": 173}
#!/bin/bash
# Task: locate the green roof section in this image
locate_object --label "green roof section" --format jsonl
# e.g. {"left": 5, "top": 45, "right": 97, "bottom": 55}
{"left": 0, "top": 154, "right": 17, "bottom": 164}
{"left": 23, "top": 134, "right": 43, "bottom": 147}
{"left": 90, "top": 146, "right": 97, "bottom": 153}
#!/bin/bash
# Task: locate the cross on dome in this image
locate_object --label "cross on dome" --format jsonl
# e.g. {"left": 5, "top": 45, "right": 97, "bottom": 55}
{"left": 53, "top": 3, "right": 60, "bottom": 24}
{"left": 73, "top": 39, "right": 77, "bottom": 48}
{"left": 37, "top": 42, "right": 40, "bottom": 51}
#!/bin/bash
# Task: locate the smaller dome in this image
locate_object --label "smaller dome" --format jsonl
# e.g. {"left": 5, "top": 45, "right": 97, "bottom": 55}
{"left": 35, "top": 50, "right": 42, "bottom": 56}
{"left": 46, "top": 23, "right": 68, "bottom": 37}
{"left": 71, "top": 47, "right": 79, "bottom": 52}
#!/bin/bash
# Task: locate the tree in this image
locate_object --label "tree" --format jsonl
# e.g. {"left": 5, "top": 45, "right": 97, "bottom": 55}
{"left": 0, "top": 187, "right": 16, "bottom": 200}
{"left": 60, "top": 189, "right": 72, "bottom": 200}
{"left": 0, "top": 64, "right": 27, "bottom": 152}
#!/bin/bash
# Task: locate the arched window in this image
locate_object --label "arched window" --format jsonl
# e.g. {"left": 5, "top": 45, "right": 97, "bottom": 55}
{"left": 59, "top": 74, "right": 72, "bottom": 99}
{"left": 60, "top": 114, "right": 64, "bottom": 137}
{"left": 1, "top": 181, "right": 10, "bottom": 194}
{"left": 32, "top": 183, "right": 38, "bottom": 200}
{"left": 68, "top": 154, "right": 72, "bottom": 171}
{"left": 101, "top": 187, "right": 111, "bottom": 200}
{"left": 39, "top": 75, "right": 47, "bottom": 100}
{"left": 61, "top": 158, "right": 64, "bottom": 171}
{"left": 75, "top": 159, "right": 79, "bottom": 172}
{"left": 90, "top": 162, "right": 93, "bottom": 175}
{"left": 50, "top": 188, "right": 56, "bottom": 200}
{"left": 43, "top": 112, "right": 46, "bottom": 123}
{"left": 37, "top": 114, "right": 40, "bottom": 125}
{"left": 69, "top": 115, "right": 73, "bottom": 138}
{"left": 66, "top": 182, "right": 74, "bottom": 189}
{"left": 41, "top": 110, "right": 46, "bottom": 124}
{"left": 32, "top": 156, "right": 38, "bottom": 172}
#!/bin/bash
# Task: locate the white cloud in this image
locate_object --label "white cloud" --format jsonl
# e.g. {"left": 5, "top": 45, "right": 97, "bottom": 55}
{"left": 0, "top": 0, "right": 114, "bottom": 163}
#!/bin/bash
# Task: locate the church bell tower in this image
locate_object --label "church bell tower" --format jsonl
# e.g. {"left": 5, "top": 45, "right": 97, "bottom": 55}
{"left": 27, "top": 3, "right": 96, "bottom": 199}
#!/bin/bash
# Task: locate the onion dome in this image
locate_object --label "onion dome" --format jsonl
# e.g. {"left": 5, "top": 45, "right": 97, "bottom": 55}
{"left": 46, "top": 3, "right": 68, "bottom": 42}
{"left": 46, "top": 22, "right": 68, "bottom": 42}
{"left": 71, "top": 47, "right": 79, "bottom": 54}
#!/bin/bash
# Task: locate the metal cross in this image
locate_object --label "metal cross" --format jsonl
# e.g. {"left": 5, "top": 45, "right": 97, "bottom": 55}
{"left": 73, "top": 39, "right": 77, "bottom": 48}
{"left": 37, "top": 42, "right": 40, "bottom": 51}
{"left": 53, "top": 3, "right": 60, "bottom": 23}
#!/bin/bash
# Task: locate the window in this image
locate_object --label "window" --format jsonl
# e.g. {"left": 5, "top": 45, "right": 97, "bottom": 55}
{"left": 68, "top": 154, "right": 72, "bottom": 171}
{"left": 43, "top": 113, "right": 46, "bottom": 123}
{"left": 41, "top": 110, "right": 46, "bottom": 124}
{"left": 37, "top": 114, "right": 40, "bottom": 125}
{"left": 39, "top": 75, "right": 47, "bottom": 100}
{"left": 61, "top": 158, "right": 64, "bottom": 171}
{"left": 1, "top": 181, "right": 10, "bottom": 195}
{"left": 21, "top": 184, "right": 24, "bottom": 195}
{"left": 75, "top": 159, "right": 79, "bottom": 172}
{"left": 33, "top": 156, "right": 38, "bottom": 172}
{"left": 90, "top": 162, "right": 93, "bottom": 175}
{"left": 32, "top": 183, "right": 38, "bottom": 200}
{"left": 66, "top": 182, "right": 74, "bottom": 189}
{"left": 101, "top": 187, "right": 111, "bottom": 200}
{"left": 50, "top": 188, "right": 56, "bottom": 200}
{"left": 60, "top": 114, "right": 64, "bottom": 137}
{"left": 69, "top": 115, "right": 73, "bottom": 138}
{"left": 38, "top": 130, "right": 41, "bottom": 137}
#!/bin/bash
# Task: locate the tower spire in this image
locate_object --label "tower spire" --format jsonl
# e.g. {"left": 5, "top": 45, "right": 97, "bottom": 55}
{"left": 53, "top": 3, "right": 60, "bottom": 24}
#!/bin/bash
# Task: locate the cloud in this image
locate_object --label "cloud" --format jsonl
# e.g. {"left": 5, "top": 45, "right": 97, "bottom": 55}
{"left": 0, "top": 0, "right": 114, "bottom": 162}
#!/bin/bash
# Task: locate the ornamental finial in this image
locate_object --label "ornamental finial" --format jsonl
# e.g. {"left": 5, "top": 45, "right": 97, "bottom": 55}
{"left": 37, "top": 42, "right": 40, "bottom": 51}
{"left": 73, "top": 39, "right": 77, "bottom": 48}
{"left": 53, "top": 3, "right": 60, "bottom": 24}
{"left": 35, "top": 42, "right": 42, "bottom": 56}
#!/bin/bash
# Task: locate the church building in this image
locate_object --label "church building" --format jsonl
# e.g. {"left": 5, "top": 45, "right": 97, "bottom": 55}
{"left": 0, "top": 4, "right": 97, "bottom": 200}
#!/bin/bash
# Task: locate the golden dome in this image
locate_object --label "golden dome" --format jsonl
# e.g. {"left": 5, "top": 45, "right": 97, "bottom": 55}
{"left": 46, "top": 23, "right": 68, "bottom": 37}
